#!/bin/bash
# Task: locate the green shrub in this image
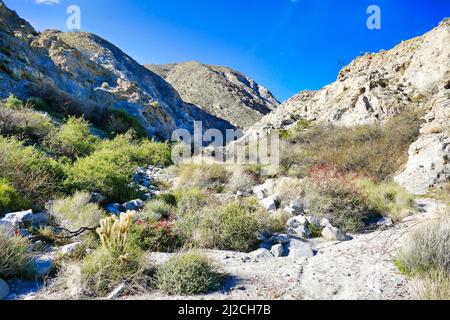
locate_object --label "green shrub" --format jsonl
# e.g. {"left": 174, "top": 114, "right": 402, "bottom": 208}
{"left": 357, "top": 179, "right": 415, "bottom": 221}
{"left": 0, "top": 178, "right": 29, "bottom": 215}
{"left": 135, "top": 199, "right": 175, "bottom": 222}
{"left": 0, "top": 100, "right": 55, "bottom": 141}
{"left": 130, "top": 221, "right": 183, "bottom": 253}
{"left": 156, "top": 192, "right": 177, "bottom": 207}
{"left": 179, "top": 199, "right": 275, "bottom": 252}
{"left": 44, "top": 117, "right": 99, "bottom": 160}
{"left": 106, "top": 109, "right": 147, "bottom": 138}
{"left": 156, "top": 252, "right": 220, "bottom": 295}
{"left": 65, "top": 133, "right": 171, "bottom": 202}
{"left": 49, "top": 192, "right": 105, "bottom": 234}
{"left": 0, "top": 136, "right": 64, "bottom": 209}
{"left": 177, "top": 163, "right": 228, "bottom": 193}
{"left": 80, "top": 212, "right": 149, "bottom": 297}
{"left": 279, "top": 109, "right": 424, "bottom": 180}
{"left": 0, "top": 230, "right": 34, "bottom": 279}
{"left": 396, "top": 215, "right": 450, "bottom": 276}
{"left": 174, "top": 188, "right": 211, "bottom": 216}
{"left": 80, "top": 246, "right": 146, "bottom": 297}
{"left": 4, "top": 94, "right": 23, "bottom": 110}
{"left": 303, "top": 167, "right": 379, "bottom": 233}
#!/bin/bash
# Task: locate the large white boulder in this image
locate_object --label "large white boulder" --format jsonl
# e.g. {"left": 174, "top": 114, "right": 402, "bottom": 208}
{"left": 1, "top": 210, "right": 48, "bottom": 228}
{"left": 260, "top": 196, "right": 278, "bottom": 212}
{"left": 322, "top": 225, "right": 352, "bottom": 242}
{"left": 285, "top": 239, "right": 314, "bottom": 258}
{"left": 252, "top": 180, "right": 275, "bottom": 200}
{"left": 249, "top": 248, "right": 274, "bottom": 260}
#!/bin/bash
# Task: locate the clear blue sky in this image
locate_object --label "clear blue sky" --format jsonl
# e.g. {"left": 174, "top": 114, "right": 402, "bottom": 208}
{"left": 4, "top": 0, "right": 450, "bottom": 101}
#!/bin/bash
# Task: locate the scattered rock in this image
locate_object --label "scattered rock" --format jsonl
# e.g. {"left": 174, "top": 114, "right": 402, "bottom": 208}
{"left": 32, "top": 255, "right": 56, "bottom": 278}
{"left": 1, "top": 210, "right": 48, "bottom": 228}
{"left": 123, "top": 199, "right": 144, "bottom": 211}
{"left": 0, "top": 279, "right": 10, "bottom": 300}
{"left": 272, "top": 234, "right": 290, "bottom": 245}
{"left": 288, "top": 225, "right": 311, "bottom": 239}
{"left": 252, "top": 180, "right": 274, "bottom": 200}
{"left": 59, "top": 242, "right": 83, "bottom": 257}
{"left": 376, "top": 217, "right": 394, "bottom": 228}
{"left": 271, "top": 244, "right": 284, "bottom": 258}
{"left": 89, "top": 192, "right": 106, "bottom": 204}
{"left": 306, "top": 216, "right": 321, "bottom": 228}
{"left": 320, "top": 218, "right": 331, "bottom": 228}
{"left": 249, "top": 248, "right": 274, "bottom": 260}
{"left": 287, "top": 215, "right": 307, "bottom": 228}
{"left": 284, "top": 200, "right": 305, "bottom": 216}
{"left": 285, "top": 239, "right": 314, "bottom": 258}
{"left": 322, "top": 226, "right": 352, "bottom": 242}
{"left": 105, "top": 203, "right": 123, "bottom": 215}
{"left": 260, "top": 196, "right": 278, "bottom": 212}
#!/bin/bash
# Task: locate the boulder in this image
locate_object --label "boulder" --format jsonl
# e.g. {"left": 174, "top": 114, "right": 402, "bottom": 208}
{"left": 249, "top": 248, "right": 274, "bottom": 260}
{"left": 287, "top": 215, "right": 307, "bottom": 228}
{"left": 306, "top": 216, "right": 321, "bottom": 228}
{"left": 288, "top": 225, "right": 311, "bottom": 239}
{"left": 123, "top": 199, "right": 144, "bottom": 211}
{"left": 252, "top": 180, "right": 274, "bottom": 200}
{"left": 271, "top": 244, "right": 284, "bottom": 258}
{"left": 322, "top": 225, "right": 352, "bottom": 242}
{"left": 285, "top": 239, "right": 314, "bottom": 258}
{"left": 105, "top": 203, "right": 123, "bottom": 215}
{"left": 0, "top": 279, "right": 10, "bottom": 300}
{"left": 1, "top": 210, "right": 48, "bottom": 228}
{"left": 284, "top": 200, "right": 305, "bottom": 216}
{"left": 272, "top": 234, "right": 291, "bottom": 244}
{"left": 32, "top": 255, "right": 56, "bottom": 278}
{"left": 376, "top": 216, "right": 394, "bottom": 228}
{"left": 261, "top": 196, "right": 278, "bottom": 212}
{"left": 60, "top": 242, "right": 83, "bottom": 257}
{"left": 89, "top": 192, "right": 106, "bottom": 204}
{"left": 320, "top": 218, "right": 331, "bottom": 228}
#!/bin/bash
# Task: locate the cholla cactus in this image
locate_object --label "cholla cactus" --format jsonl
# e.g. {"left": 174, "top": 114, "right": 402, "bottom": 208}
{"left": 96, "top": 211, "right": 133, "bottom": 254}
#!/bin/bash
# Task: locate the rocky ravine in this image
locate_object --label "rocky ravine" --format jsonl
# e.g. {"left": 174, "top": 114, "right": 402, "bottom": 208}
{"left": 147, "top": 62, "right": 279, "bottom": 129}
{"left": 0, "top": 1, "right": 235, "bottom": 139}
{"left": 126, "top": 199, "right": 446, "bottom": 300}
{"left": 236, "top": 19, "right": 450, "bottom": 195}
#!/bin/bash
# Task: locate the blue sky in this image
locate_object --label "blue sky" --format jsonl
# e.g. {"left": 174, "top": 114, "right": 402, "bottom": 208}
{"left": 4, "top": 0, "right": 450, "bottom": 101}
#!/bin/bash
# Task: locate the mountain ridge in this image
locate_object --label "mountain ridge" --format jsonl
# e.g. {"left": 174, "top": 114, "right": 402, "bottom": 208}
{"left": 146, "top": 61, "right": 279, "bottom": 128}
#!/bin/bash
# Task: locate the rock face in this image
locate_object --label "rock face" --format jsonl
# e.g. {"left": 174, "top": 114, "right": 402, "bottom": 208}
{"left": 237, "top": 19, "right": 450, "bottom": 194}
{"left": 0, "top": 1, "right": 234, "bottom": 140}
{"left": 147, "top": 62, "right": 279, "bottom": 128}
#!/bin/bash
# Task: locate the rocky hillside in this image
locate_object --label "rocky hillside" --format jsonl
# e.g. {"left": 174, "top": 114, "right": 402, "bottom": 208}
{"left": 238, "top": 19, "right": 450, "bottom": 195}
{"left": 146, "top": 62, "right": 279, "bottom": 128}
{"left": 0, "top": 1, "right": 234, "bottom": 140}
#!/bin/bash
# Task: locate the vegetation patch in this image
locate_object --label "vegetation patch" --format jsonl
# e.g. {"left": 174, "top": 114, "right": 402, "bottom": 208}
{"left": 0, "top": 230, "right": 34, "bottom": 280}
{"left": 279, "top": 109, "right": 424, "bottom": 180}
{"left": 156, "top": 251, "right": 221, "bottom": 295}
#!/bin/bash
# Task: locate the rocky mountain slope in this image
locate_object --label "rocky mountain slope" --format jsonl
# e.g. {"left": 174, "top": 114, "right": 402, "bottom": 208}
{"left": 0, "top": 1, "right": 234, "bottom": 140}
{"left": 237, "top": 19, "right": 450, "bottom": 195}
{"left": 146, "top": 62, "right": 279, "bottom": 128}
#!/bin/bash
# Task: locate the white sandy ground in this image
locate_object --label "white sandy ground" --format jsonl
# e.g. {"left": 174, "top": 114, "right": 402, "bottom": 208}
{"left": 16, "top": 198, "right": 447, "bottom": 301}
{"left": 126, "top": 198, "right": 448, "bottom": 301}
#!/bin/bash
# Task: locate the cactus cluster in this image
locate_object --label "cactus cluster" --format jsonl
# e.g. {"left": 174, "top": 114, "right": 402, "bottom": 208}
{"left": 96, "top": 211, "right": 133, "bottom": 255}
